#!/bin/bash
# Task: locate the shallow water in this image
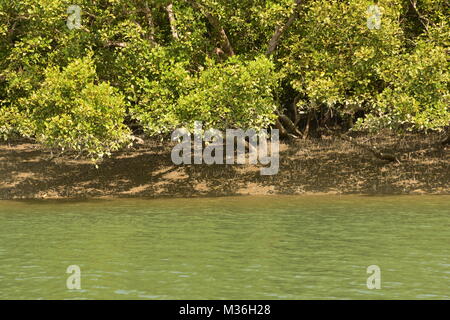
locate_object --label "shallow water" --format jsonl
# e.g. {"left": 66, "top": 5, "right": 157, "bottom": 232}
{"left": 0, "top": 195, "right": 449, "bottom": 300}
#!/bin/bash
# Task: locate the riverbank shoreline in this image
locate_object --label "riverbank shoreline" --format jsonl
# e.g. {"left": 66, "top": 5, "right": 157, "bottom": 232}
{"left": 1, "top": 132, "right": 448, "bottom": 200}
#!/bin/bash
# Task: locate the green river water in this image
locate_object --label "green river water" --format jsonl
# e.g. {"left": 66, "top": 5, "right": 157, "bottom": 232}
{"left": 0, "top": 195, "right": 449, "bottom": 300}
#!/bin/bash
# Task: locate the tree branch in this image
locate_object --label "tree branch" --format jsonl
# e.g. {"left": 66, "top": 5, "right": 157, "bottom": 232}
{"left": 409, "top": 0, "right": 430, "bottom": 32}
{"left": 187, "top": 0, "right": 235, "bottom": 57}
{"left": 266, "top": 0, "right": 303, "bottom": 56}
{"left": 338, "top": 134, "right": 400, "bottom": 163}
{"left": 104, "top": 41, "right": 128, "bottom": 48}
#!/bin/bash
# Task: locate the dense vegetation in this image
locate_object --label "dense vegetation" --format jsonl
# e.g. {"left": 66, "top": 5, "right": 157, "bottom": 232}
{"left": 0, "top": 0, "right": 448, "bottom": 160}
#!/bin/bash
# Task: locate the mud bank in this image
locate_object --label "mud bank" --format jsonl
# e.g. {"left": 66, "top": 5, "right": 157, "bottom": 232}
{"left": 0, "top": 132, "right": 448, "bottom": 199}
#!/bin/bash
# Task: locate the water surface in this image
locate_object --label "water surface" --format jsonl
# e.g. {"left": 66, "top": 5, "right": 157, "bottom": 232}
{"left": 0, "top": 195, "right": 449, "bottom": 299}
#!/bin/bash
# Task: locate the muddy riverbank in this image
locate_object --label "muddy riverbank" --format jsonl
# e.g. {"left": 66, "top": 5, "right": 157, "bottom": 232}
{"left": 0, "top": 132, "right": 448, "bottom": 199}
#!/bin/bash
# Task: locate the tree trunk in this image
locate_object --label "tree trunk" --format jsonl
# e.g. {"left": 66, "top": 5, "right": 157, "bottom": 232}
{"left": 303, "top": 111, "right": 314, "bottom": 140}
{"left": 267, "top": 0, "right": 304, "bottom": 132}
{"left": 166, "top": 3, "right": 180, "bottom": 40}
{"left": 290, "top": 94, "right": 301, "bottom": 126}
{"left": 144, "top": 2, "right": 157, "bottom": 45}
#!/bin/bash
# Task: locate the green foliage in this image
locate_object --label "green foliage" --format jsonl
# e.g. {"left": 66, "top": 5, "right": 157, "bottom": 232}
{"left": 17, "top": 56, "right": 131, "bottom": 160}
{"left": 280, "top": 0, "right": 448, "bottom": 132}
{"left": 0, "top": 106, "right": 34, "bottom": 140}
{"left": 131, "top": 55, "right": 279, "bottom": 134}
{"left": 0, "top": 0, "right": 448, "bottom": 161}
{"left": 282, "top": 0, "right": 404, "bottom": 115}
{"left": 358, "top": 38, "right": 449, "bottom": 131}
{"left": 176, "top": 55, "right": 279, "bottom": 131}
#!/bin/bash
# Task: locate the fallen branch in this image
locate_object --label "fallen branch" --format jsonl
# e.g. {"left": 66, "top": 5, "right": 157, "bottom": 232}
{"left": 323, "top": 130, "right": 400, "bottom": 163}
{"left": 279, "top": 114, "right": 303, "bottom": 137}
{"left": 339, "top": 134, "right": 400, "bottom": 163}
{"left": 275, "top": 118, "right": 288, "bottom": 138}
